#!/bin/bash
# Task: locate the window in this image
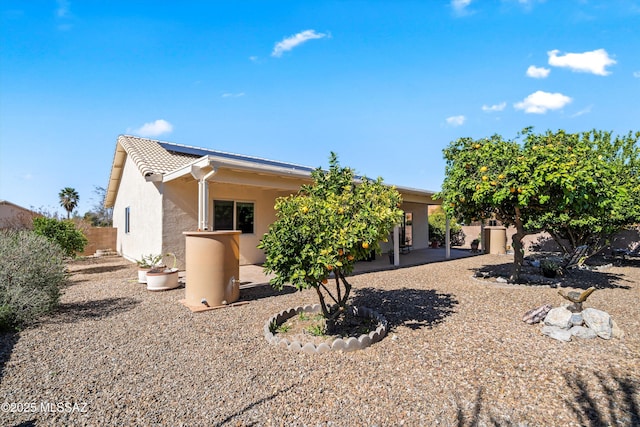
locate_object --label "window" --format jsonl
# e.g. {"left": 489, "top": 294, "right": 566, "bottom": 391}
{"left": 214, "top": 200, "right": 254, "bottom": 233}
{"left": 125, "top": 207, "right": 130, "bottom": 234}
{"left": 236, "top": 202, "right": 254, "bottom": 234}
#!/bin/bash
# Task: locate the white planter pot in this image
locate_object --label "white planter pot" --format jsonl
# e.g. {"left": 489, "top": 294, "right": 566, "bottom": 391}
{"left": 146, "top": 268, "right": 180, "bottom": 291}
{"left": 138, "top": 268, "right": 149, "bottom": 284}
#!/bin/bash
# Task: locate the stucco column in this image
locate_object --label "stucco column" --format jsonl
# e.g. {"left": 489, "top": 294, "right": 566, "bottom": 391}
{"left": 393, "top": 225, "right": 400, "bottom": 266}
{"left": 480, "top": 222, "right": 485, "bottom": 253}
{"left": 445, "top": 215, "right": 451, "bottom": 259}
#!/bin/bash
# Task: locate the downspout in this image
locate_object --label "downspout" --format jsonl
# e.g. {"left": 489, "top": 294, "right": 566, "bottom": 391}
{"left": 191, "top": 164, "right": 217, "bottom": 231}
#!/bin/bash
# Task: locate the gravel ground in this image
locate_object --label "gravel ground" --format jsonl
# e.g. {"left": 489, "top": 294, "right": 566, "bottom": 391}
{"left": 1, "top": 254, "right": 639, "bottom": 426}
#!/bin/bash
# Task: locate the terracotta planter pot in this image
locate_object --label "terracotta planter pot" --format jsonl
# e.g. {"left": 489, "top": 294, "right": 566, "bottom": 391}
{"left": 146, "top": 268, "right": 180, "bottom": 291}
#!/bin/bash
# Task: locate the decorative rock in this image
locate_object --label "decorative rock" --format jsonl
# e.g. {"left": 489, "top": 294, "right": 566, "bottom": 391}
{"left": 569, "top": 325, "right": 597, "bottom": 339}
{"left": 316, "top": 343, "right": 331, "bottom": 354}
{"left": 522, "top": 304, "right": 552, "bottom": 324}
{"left": 496, "top": 277, "right": 509, "bottom": 283}
{"left": 541, "top": 326, "right": 572, "bottom": 342}
{"left": 611, "top": 320, "right": 624, "bottom": 339}
{"left": 343, "top": 337, "right": 360, "bottom": 352}
{"left": 544, "top": 307, "right": 573, "bottom": 329}
{"left": 582, "top": 308, "right": 613, "bottom": 339}
{"left": 569, "top": 313, "right": 583, "bottom": 326}
{"left": 288, "top": 341, "right": 302, "bottom": 352}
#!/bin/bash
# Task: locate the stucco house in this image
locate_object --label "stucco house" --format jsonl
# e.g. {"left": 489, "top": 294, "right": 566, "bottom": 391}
{"left": 105, "top": 135, "right": 441, "bottom": 268}
{"left": 0, "top": 200, "right": 41, "bottom": 229}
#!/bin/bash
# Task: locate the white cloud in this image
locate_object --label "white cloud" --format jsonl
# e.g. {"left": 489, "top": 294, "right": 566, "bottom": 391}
{"left": 482, "top": 102, "right": 506, "bottom": 112}
{"left": 526, "top": 65, "right": 550, "bottom": 78}
{"left": 132, "top": 119, "right": 173, "bottom": 137}
{"left": 221, "top": 92, "right": 245, "bottom": 98}
{"left": 571, "top": 105, "right": 593, "bottom": 118}
{"left": 633, "top": 71, "right": 640, "bottom": 78}
{"left": 271, "top": 30, "right": 328, "bottom": 58}
{"left": 514, "top": 91, "right": 572, "bottom": 114}
{"left": 56, "top": 0, "right": 70, "bottom": 18}
{"left": 451, "top": 0, "right": 473, "bottom": 15}
{"left": 547, "top": 49, "right": 616, "bottom": 76}
{"left": 446, "top": 115, "right": 466, "bottom": 126}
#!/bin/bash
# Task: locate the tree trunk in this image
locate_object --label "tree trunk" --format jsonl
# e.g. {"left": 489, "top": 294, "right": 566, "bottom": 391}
{"left": 511, "top": 207, "right": 526, "bottom": 283}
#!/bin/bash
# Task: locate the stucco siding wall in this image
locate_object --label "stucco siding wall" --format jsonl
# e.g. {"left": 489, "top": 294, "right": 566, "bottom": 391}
{"left": 403, "top": 202, "right": 429, "bottom": 250}
{"left": 162, "top": 179, "right": 198, "bottom": 269}
{"left": 113, "top": 157, "right": 163, "bottom": 263}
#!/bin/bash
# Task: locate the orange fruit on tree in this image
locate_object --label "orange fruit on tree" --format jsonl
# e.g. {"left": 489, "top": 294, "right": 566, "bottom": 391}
{"left": 322, "top": 278, "right": 328, "bottom": 284}
{"left": 480, "top": 166, "right": 488, "bottom": 172}
{"left": 482, "top": 176, "right": 488, "bottom": 181}
{"left": 326, "top": 264, "right": 333, "bottom": 271}
{"left": 362, "top": 242, "right": 369, "bottom": 249}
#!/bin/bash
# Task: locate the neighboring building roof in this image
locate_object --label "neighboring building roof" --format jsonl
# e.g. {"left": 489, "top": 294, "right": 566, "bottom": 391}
{"left": 0, "top": 199, "right": 37, "bottom": 213}
{"left": 105, "top": 135, "right": 440, "bottom": 207}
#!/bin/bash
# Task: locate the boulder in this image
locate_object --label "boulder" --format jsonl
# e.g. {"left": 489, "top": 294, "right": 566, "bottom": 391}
{"left": 582, "top": 308, "right": 613, "bottom": 340}
{"left": 569, "top": 313, "right": 583, "bottom": 326}
{"left": 569, "top": 325, "right": 597, "bottom": 339}
{"left": 522, "top": 304, "right": 553, "bottom": 324}
{"left": 541, "top": 326, "right": 572, "bottom": 342}
{"left": 544, "top": 307, "right": 573, "bottom": 329}
{"left": 611, "top": 320, "right": 624, "bottom": 339}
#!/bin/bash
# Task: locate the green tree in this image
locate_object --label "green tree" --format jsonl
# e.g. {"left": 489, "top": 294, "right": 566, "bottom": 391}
{"left": 258, "top": 153, "right": 403, "bottom": 331}
{"left": 83, "top": 186, "right": 113, "bottom": 226}
{"left": 59, "top": 187, "right": 80, "bottom": 219}
{"left": 33, "top": 216, "right": 88, "bottom": 257}
{"left": 428, "top": 206, "right": 465, "bottom": 246}
{"left": 526, "top": 130, "right": 640, "bottom": 254}
{"left": 437, "top": 128, "right": 640, "bottom": 282}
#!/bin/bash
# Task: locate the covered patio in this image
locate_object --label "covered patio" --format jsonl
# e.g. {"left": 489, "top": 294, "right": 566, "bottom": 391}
{"left": 237, "top": 248, "right": 484, "bottom": 288}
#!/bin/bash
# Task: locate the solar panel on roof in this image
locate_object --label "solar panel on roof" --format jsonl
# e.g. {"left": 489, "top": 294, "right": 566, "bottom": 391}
{"left": 158, "top": 142, "right": 316, "bottom": 172}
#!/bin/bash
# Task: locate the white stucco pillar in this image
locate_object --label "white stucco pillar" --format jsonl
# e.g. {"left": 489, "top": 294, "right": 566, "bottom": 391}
{"left": 393, "top": 225, "right": 400, "bottom": 266}
{"left": 445, "top": 215, "right": 451, "bottom": 260}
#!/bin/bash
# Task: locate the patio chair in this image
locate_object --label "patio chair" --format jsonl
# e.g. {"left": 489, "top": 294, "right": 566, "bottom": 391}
{"left": 563, "top": 245, "right": 589, "bottom": 270}
{"left": 612, "top": 242, "right": 640, "bottom": 260}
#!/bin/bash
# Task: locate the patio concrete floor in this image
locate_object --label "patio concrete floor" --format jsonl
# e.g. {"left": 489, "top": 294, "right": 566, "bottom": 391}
{"left": 237, "top": 248, "right": 484, "bottom": 289}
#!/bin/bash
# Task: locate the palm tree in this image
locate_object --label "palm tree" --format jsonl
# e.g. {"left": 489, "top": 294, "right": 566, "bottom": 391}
{"left": 59, "top": 187, "right": 79, "bottom": 219}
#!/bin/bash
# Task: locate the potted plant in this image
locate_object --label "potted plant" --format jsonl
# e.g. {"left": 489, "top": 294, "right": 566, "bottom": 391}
{"left": 540, "top": 258, "right": 560, "bottom": 278}
{"left": 136, "top": 254, "right": 164, "bottom": 284}
{"left": 146, "top": 253, "right": 180, "bottom": 291}
{"left": 470, "top": 239, "right": 480, "bottom": 253}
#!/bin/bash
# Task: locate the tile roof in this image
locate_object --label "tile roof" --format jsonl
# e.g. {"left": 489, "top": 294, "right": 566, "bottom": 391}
{"left": 117, "top": 135, "right": 198, "bottom": 176}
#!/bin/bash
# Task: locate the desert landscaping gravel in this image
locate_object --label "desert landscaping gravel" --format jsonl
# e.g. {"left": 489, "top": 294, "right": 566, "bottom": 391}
{"left": 1, "top": 254, "right": 639, "bottom": 426}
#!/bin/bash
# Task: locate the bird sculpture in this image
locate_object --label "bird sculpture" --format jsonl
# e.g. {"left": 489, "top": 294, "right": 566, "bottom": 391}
{"left": 558, "top": 286, "right": 596, "bottom": 312}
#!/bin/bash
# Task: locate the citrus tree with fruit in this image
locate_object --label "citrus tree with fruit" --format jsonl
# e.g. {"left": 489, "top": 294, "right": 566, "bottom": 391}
{"left": 437, "top": 128, "right": 640, "bottom": 282}
{"left": 259, "top": 153, "right": 403, "bottom": 331}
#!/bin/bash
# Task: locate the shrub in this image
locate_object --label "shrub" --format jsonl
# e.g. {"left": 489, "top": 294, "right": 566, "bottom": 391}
{"left": 0, "top": 229, "right": 67, "bottom": 330}
{"left": 32, "top": 216, "right": 88, "bottom": 257}
{"left": 428, "top": 207, "right": 465, "bottom": 246}
{"left": 259, "top": 153, "right": 403, "bottom": 332}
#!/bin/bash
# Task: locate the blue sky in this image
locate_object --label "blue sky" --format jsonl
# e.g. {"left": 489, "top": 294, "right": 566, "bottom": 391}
{"left": 1, "top": 0, "right": 639, "bottom": 216}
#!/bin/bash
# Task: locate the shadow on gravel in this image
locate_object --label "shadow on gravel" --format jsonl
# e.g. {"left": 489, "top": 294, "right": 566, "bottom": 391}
{"left": 71, "top": 264, "right": 131, "bottom": 275}
{"left": 239, "top": 284, "right": 297, "bottom": 302}
{"left": 473, "top": 262, "right": 633, "bottom": 290}
{"left": 46, "top": 297, "right": 140, "bottom": 324}
{"left": 351, "top": 287, "right": 458, "bottom": 331}
{"left": 213, "top": 384, "right": 295, "bottom": 427}
{"left": 0, "top": 332, "right": 20, "bottom": 383}
{"left": 564, "top": 369, "right": 640, "bottom": 427}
